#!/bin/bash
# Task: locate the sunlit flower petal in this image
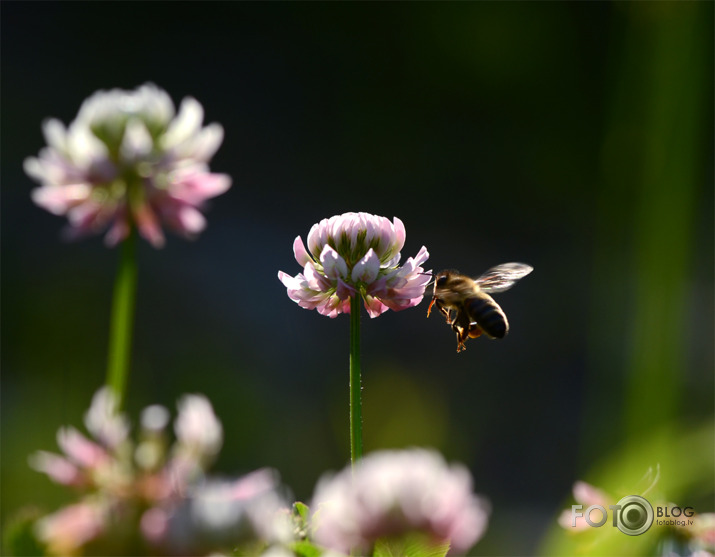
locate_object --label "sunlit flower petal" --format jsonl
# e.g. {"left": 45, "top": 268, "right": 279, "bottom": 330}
{"left": 30, "top": 183, "right": 92, "bottom": 215}
{"left": 351, "top": 248, "right": 380, "bottom": 284}
{"left": 35, "top": 502, "right": 105, "bottom": 556}
{"left": 321, "top": 245, "right": 349, "bottom": 280}
{"left": 293, "top": 236, "right": 311, "bottom": 267}
{"left": 162, "top": 97, "right": 204, "bottom": 149}
{"left": 120, "top": 119, "right": 153, "bottom": 161}
{"left": 29, "top": 451, "right": 82, "bottom": 486}
{"left": 83, "top": 387, "right": 130, "bottom": 449}
{"left": 56, "top": 427, "right": 108, "bottom": 470}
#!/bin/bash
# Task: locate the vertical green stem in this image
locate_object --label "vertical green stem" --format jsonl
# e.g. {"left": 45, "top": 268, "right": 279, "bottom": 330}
{"left": 349, "top": 294, "right": 363, "bottom": 465}
{"left": 105, "top": 227, "right": 138, "bottom": 408}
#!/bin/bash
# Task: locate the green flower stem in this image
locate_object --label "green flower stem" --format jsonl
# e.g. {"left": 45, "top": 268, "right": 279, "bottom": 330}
{"left": 105, "top": 227, "right": 138, "bottom": 408}
{"left": 349, "top": 294, "right": 363, "bottom": 466}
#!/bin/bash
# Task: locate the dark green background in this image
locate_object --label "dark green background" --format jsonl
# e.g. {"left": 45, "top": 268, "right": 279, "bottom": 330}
{"left": 2, "top": 2, "right": 713, "bottom": 555}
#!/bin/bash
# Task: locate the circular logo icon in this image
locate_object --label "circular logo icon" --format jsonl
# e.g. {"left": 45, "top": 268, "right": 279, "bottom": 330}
{"left": 615, "top": 495, "right": 653, "bottom": 536}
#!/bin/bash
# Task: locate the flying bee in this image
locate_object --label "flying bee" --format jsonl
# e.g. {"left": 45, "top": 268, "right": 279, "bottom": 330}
{"left": 427, "top": 263, "right": 533, "bottom": 352}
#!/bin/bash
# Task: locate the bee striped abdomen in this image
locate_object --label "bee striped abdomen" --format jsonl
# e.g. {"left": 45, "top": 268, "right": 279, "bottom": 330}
{"left": 465, "top": 295, "right": 509, "bottom": 339}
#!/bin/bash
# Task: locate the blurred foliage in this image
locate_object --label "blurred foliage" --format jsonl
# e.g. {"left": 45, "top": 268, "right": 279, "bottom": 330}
{"left": 374, "top": 534, "right": 451, "bottom": 557}
{"left": 540, "top": 422, "right": 714, "bottom": 556}
{"left": 2, "top": 507, "right": 46, "bottom": 557}
{"left": 2, "top": 2, "right": 712, "bottom": 556}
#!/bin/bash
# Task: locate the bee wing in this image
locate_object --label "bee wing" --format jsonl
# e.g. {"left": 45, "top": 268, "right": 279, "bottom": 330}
{"left": 475, "top": 262, "right": 533, "bottom": 293}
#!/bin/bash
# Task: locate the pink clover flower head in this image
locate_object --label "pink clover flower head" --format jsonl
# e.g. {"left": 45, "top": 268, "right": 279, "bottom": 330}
{"left": 278, "top": 212, "right": 430, "bottom": 318}
{"left": 311, "top": 448, "right": 490, "bottom": 555}
{"left": 24, "top": 83, "right": 231, "bottom": 247}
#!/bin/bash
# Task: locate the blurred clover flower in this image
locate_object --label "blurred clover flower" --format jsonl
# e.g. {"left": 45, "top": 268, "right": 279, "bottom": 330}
{"left": 311, "top": 449, "right": 490, "bottom": 556}
{"left": 143, "top": 470, "right": 292, "bottom": 556}
{"left": 24, "top": 83, "right": 231, "bottom": 247}
{"left": 557, "top": 481, "right": 611, "bottom": 531}
{"left": 28, "top": 388, "right": 290, "bottom": 556}
{"left": 278, "top": 212, "right": 430, "bottom": 318}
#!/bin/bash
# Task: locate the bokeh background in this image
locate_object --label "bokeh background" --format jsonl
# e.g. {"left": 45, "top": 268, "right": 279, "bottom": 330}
{"left": 2, "top": 2, "right": 713, "bottom": 555}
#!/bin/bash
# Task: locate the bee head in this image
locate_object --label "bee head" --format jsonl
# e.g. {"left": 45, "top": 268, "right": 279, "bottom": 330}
{"left": 433, "top": 269, "right": 461, "bottom": 290}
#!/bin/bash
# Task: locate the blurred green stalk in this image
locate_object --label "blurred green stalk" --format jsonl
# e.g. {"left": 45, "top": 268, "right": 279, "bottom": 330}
{"left": 583, "top": 2, "right": 710, "bottom": 454}
{"left": 105, "top": 227, "right": 138, "bottom": 408}
{"left": 623, "top": 3, "right": 708, "bottom": 439}
{"left": 350, "top": 294, "right": 363, "bottom": 465}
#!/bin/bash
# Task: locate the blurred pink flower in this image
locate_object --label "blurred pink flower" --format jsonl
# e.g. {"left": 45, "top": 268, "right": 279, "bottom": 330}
{"left": 149, "top": 469, "right": 292, "bottom": 554}
{"left": 24, "top": 83, "right": 231, "bottom": 247}
{"left": 278, "top": 212, "right": 430, "bottom": 318}
{"left": 28, "top": 387, "right": 292, "bottom": 556}
{"left": 691, "top": 513, "right": 715, "bottom": 553}
{"left": 311, "top": 449, "right": 489, "bottom": 555}
{"left": 557, "top": 481, "right": 611, "bottom": 531}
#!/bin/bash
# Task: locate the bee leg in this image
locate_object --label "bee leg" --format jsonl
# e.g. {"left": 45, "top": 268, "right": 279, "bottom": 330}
{"left": 439, "top": 305, "right": 453, "bottom": 325}
{"left": 456, "top": 337, "right": 467, "bottom": 352}
{"left": 453, "top": 323, "right": 469, "bottom": 352}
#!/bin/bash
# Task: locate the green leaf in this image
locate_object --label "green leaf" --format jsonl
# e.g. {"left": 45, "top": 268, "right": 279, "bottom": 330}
{"left": 373, "top": 533, "right": 451, "bottom": 557}
{"left": 2, "top": 507, "right": 47, "bottom": 557}
{"left": 293, "top": 501, "right": 310, "bottom": 523}
{"left": 291, "top": 501, "right": 312, "bottom": 540}
{"left": 292, "top": 539, "right": 324, "bottom": 557}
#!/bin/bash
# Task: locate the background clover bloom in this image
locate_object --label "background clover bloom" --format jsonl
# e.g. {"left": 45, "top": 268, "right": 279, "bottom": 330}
{"left": 278, "top": 212, "right": 430, "bottom": 318}
{"left": 28, "top": 387, "right": 291, "bottom": 556}
{"left": 311, "top": 449, "right": 490, "bottom": 556}
{"left": 24, "top": 83, "right": 231, "bottom": 247}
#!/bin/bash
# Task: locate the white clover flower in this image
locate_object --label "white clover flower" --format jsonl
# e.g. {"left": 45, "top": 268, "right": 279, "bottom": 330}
{"left": 311, "top": 449, "right": 490, "bottom": 555}
{"left": 83, "top": 387, "right": 129, "bottom": 449}
{"left": 24, "top": 83, "right": 231, "bottom": 247}
{"left": 278, "top": 212, "right": 430, "bottom": 318}
{"left": 174, "top": 394, "right": 223, "bottom": 459}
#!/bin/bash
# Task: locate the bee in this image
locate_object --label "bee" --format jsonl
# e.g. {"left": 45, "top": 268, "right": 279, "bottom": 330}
{"left": 427, "top": 263, "right": 533, "bottom": 352}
